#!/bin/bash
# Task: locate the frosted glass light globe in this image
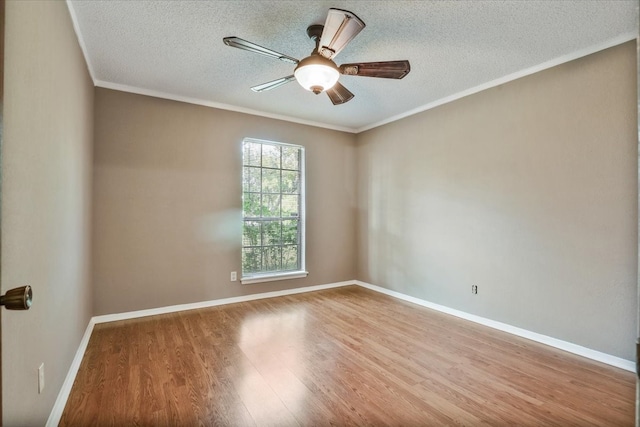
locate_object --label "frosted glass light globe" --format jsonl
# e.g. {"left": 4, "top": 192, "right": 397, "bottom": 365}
{"left": 294, "top": 55, "right": 340, "bottom": 94}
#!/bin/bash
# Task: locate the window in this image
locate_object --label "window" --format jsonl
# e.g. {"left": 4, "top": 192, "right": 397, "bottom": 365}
{"left": 241, "top": 138, "right": 307, "bottom": 284}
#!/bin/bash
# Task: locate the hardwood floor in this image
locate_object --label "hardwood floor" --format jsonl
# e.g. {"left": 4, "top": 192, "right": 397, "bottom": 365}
{"left": 60, "top": 285, "right": 635, "bottom": 426}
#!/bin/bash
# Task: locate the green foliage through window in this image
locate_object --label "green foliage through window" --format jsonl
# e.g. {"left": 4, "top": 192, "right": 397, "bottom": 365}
{"left": 242, "top": 139, "right": 304, "bottom": 276}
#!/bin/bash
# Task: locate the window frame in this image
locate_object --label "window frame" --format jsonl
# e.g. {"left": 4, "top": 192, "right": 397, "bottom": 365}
{"left": 240, "top": 137, "right": 307, "bottom": 284}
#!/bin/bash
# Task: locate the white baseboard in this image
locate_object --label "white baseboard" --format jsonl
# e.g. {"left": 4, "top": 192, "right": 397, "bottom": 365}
{"left": 355, "top": 280, "right": 636, "bottom": 372}
{"left": 46, "top": 319, "right": 97, "bottom": 427}
{"left": 92, "top": 280, "right": 355, "bottom": 324}
{"left": 48, "top": 278, "right": 636, "bottom": 424}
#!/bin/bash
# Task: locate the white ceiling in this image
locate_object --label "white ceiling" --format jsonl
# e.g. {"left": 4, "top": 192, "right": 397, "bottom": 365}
{"left": 67, "top": 1, "right": 637, "bottom": 133}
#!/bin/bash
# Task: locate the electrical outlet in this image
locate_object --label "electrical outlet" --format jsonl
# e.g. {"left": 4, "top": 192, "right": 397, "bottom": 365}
{"left": 472, "top": 285, "right": 478, "bottom": 295}
{"left": 230, "top": 271, "right": 237, "bottom": 282}
{"left": 38, "top": 363, "right": 45, "bottom": 394}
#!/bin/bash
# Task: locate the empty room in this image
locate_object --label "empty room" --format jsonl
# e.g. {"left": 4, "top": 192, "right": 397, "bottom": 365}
{"left": 1, "top": 0, "right": 638, "bottom": 425}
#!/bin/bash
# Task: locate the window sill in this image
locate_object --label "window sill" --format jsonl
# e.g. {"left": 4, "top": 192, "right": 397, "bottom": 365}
{"left": 241, "top": 271, "right": 309, "bottom": 285}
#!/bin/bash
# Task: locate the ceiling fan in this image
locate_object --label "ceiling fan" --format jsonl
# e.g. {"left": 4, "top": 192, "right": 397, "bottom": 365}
{"left": 223, "top": 8, "right": 411, "bottom": 105}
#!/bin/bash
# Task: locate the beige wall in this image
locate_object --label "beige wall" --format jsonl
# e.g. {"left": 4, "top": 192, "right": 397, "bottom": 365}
{"left": 356, "top": 41, "right": 638, "bottom": 360}
{"left": 2, "top": 1, "right": 94, "bottom": 424}
{"left": 92, "top": 88, "right": 357, "bottom": 315}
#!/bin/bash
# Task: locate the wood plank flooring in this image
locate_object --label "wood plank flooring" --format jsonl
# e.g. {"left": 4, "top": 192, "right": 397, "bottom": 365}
{"left": 60, "top": 285, "right": 635, "bottom": 426}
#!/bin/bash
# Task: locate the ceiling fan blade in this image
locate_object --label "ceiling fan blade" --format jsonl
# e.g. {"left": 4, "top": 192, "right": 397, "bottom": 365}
{"left": 340, "top": 60, "right": 411, "bottom": 79}
{"left": 223, "top": 37, "right": 299, "bottom": 64}
{"left": 318, "top": 8, "right": 365, "bottom": 60}
{"left": 251, "top": 75, "right": 296, "bottom": 92}
{"left": 326, "top": 82, "right": 354, "bottom": 105}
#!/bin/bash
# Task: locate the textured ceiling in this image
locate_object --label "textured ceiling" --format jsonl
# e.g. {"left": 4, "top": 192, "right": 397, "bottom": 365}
{"left": 67, "top": 1, "right": 637, "bottom": 132}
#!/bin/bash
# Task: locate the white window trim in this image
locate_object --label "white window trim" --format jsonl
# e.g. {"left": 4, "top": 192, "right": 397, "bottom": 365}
{"left": 241, "top": 137, "right": 306, "bottom": 283}
{"left": 241, "top": 270, "right": 309, "bottom": 285}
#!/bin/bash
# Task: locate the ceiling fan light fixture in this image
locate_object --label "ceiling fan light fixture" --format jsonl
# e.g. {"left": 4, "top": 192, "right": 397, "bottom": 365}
{"left": 223, "top": 8, "right": 411, "bottom": 105}
{"left": 294, "top": 55, "right": 340, "bottom": 94}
